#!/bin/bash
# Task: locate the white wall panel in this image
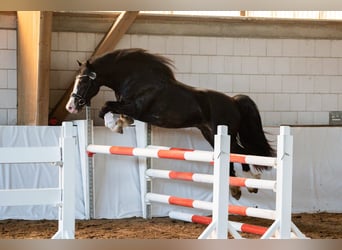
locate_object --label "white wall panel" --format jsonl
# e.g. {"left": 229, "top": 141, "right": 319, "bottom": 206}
{"left": 1, "top": 14, "right": 342, "bottom": 126}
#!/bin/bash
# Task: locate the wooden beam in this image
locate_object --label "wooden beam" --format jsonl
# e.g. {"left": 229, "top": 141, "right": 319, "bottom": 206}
{"left": 37, "top": 11, "right": 53, "bottom": 125}
{"left": 17, "top": 11, "right": 52, "bottom": 125}
{"left": 94, "top": 11, "right": 139, "bottom": 56}
{"left": 52, "top": 12, "right": 342, "bottom": 40}
{"left": 17, "top": 11, "right": 39, "bottom": 125}
{"left": 49, "top": 11, "right": 139, "bottom": 124}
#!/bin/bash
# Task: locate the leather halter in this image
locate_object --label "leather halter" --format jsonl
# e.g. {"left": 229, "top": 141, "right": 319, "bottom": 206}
{"left": 71, "top": 72, "right": 96, "bottom": 107}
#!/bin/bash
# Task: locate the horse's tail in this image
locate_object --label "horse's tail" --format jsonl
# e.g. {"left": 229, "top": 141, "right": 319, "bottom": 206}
{"left": 233, "top": 94, "right": 275, "bottom": 157}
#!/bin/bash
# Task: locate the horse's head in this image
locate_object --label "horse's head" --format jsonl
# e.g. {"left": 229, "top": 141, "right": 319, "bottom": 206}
{"left": 66, "top": 60, "right": 100, "bottom": 114}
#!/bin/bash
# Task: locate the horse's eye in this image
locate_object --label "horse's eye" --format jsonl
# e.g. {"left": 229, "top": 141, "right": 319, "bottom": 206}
{"left": 78, "top": 99, "right": 86, "bottom": 106}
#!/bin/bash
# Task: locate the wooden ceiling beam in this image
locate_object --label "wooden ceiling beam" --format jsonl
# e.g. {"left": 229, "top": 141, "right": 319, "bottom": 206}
{"left": 49, "top": 11, "right": 139, "bottom": 124}
{"left": 93, "top": 11, "right": 139, "bottom": 56}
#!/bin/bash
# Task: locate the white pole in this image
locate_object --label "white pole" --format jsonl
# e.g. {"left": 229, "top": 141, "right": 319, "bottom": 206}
{"left": 52, "top": 121, "right": 76, "bottom": 239}
{"left": 276, "top": 126, "right": 293, "bottom": 238}
{"left": 135, "top": 121, "right": 150, "bottom": 219}
{"left": 199, "top": 125, "right": 230, "bottom": 239}
{"left": 73, "top": 120, "right": 92, "bottom": 219}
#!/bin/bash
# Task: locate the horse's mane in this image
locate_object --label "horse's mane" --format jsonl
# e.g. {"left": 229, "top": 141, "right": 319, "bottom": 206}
{"left": 90, "top": 48, "right": 176, "bottom": 80}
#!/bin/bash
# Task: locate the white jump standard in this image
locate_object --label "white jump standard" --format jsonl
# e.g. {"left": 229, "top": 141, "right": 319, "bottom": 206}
{"left": 86, "top": 125, "right": 307, "bottom": 239}
{"left": 88, "top": 125, "right": 231, "bottom": 239}
{"left": 0, "top": 122, "right": 76, "bottom": 239}
{"left": 146, "top": 126, "right": 307, "bottom": 239}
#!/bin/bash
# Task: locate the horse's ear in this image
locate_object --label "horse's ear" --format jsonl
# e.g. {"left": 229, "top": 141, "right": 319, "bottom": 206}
{"left": 77, "top": 60, "right": 82, "bottom": 66}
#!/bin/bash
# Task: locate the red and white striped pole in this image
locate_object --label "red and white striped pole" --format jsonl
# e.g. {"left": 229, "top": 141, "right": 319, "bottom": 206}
{"left": 87, "top": 144, "right": 214, "bottom": 163}
{"left": 169, "top": 211, "right": 268, "bottom": 236}
{"left": 145, "top": 169, "right": 276, "bottom": 191}
{"left": 147, "top": 145, "right": 277, "bottom": 167}
{"left": 87, "top": 145, "right": 277, "bottom": 167}
{"left": 145, "top": 193, "right": 276, "bottom": 220}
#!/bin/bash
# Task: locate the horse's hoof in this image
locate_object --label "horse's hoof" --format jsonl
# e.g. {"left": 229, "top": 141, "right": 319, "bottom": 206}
{"left": 230, "top": 186, "right": 241, "bottom": 200}
{"left": 232, "top": 191, "right": 241, "bottom": 200}
{"left": 247, "top": 188, "right": 258, "bottom": 194}
{"left": 120, "top": 115, "right": 134, "bottom": 125}
{"left": 111, "top": 124, "right": 123, "bottom": 134}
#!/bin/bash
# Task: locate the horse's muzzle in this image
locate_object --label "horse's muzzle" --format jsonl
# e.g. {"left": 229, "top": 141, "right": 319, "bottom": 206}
{"left": 66, "top": 97, "right": 79, "bottom": 114}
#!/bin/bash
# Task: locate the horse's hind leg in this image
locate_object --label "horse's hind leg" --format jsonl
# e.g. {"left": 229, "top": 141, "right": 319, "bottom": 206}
{"left": 198, "top": 125, "right": 214, "bottom": 147}
{"left": 230, "top": 163, "right": 242, "bottom": 200}
{"left": 198, "top": 125, "right": 242, "bottom": 199}
{"left": 241, "top": 164, "right": 261, "bottom": 194}
{"left": 198, "top": 126, "right": 241, "bottom": 200}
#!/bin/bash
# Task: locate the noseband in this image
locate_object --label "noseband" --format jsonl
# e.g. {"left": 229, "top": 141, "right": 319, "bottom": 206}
{"left": 72, "top": 71, "right": 97, "bottom": 107}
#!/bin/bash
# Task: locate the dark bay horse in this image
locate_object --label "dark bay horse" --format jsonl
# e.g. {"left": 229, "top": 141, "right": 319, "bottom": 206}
{"left": 66, "top": 48, "right": 274, "bottom": 199}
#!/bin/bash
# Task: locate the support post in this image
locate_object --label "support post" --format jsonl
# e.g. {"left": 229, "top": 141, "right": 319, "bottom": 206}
{"left": 199, "top": 125, "right": 230, "bottom": 239}
{"left": 73, "top": 119, "right": 94, "bottom": 219}
{"left": 17, "top": 11, "right": 52, "bottom": 125}
{"left": 52, "top": 122, "right": 76, "bottom": 239}
{"left": 275, "top": 126, "right": 293, "bottom": 238}
{"left": 86, "top": 106, "right": 95, "bottom": 219}
{"left": 261, "top": 126, "right": 293, "bottom": 239}
{"left": 135, "top": 121, "right": 150, "bottom": 219}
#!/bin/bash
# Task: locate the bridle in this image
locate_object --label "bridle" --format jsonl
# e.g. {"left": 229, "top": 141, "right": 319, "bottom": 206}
{"left": 71, "top": 71, "right": 97, "bottom": 107}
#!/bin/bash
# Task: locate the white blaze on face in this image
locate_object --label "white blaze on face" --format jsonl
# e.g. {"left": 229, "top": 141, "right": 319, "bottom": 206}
{"left": 65, "top": 77, "right": 81, "bottom": 114}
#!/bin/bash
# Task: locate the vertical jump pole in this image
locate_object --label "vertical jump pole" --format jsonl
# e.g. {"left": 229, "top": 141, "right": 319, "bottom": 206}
{"left": 199, "top": 125, "right": 230, "bottom": 239}
{"left": 85, "top": 106, "right": 95, "bottom": 219}
{"left": 146, "top": 124, "right": 152, "bottom": 219}
{"left": 74, "top": 118, "right": 94, "bottom": 219}
{"left": 261, "top": 126, "right": 293, "bottom": 239}
{"left": 135, "top": 121, "right": 151, "bottom": 219}
{"left": 276, "top": 126, "right": 293, "bottom": 238}
{"left": 52, "top": 121, "right": 76, "bottom": 239}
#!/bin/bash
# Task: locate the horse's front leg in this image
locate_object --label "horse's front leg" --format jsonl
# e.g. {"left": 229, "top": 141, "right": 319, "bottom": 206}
{"left": 242, "top": 164, "right": 261, "bottom": 194}
{"left": 99, "top": 101, "right": 137, "bottom": 117}
{"left": 104, "top": 113, "right": 134, "bottom": 133}
{"left": 99, "top": 101, "right": 136, "bottom": 133}
{"left": 99, "top": 101, "right": 118, "bottom": 118}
